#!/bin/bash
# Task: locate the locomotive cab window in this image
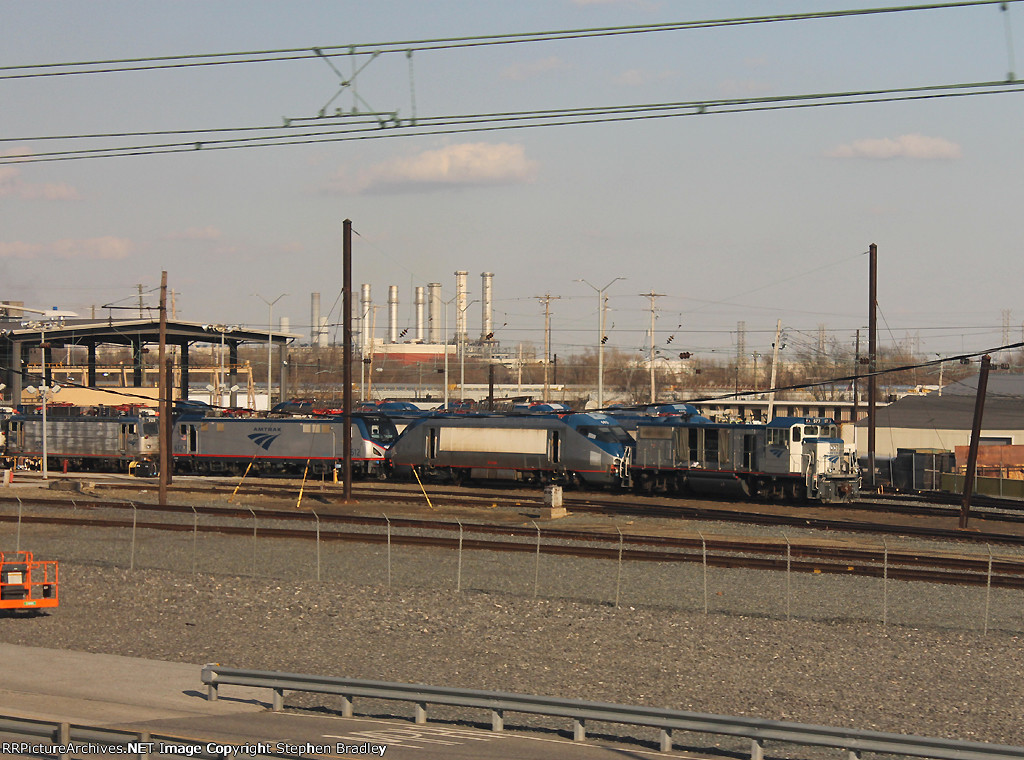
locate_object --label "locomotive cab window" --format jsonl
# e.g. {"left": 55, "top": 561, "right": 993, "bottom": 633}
{"left": 803, "top": 425, "right": 819, "bottom": 438}
{"left": 791, "top": 427, "right": 801, "bottom": 443}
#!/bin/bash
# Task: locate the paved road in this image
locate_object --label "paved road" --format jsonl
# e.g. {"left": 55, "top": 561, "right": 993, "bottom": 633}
{"left": 0, "top": 645, "right": 696, "bottom": 758}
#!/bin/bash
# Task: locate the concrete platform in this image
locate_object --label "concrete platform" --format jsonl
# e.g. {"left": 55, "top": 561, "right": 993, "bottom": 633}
{"left": 0, "top": 644, "right": 266, "bottom": 725}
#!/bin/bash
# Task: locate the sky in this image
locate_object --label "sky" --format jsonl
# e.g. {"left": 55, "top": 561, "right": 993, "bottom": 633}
{"left": 2, "top": 0, "right": 1023, "bottom": 366}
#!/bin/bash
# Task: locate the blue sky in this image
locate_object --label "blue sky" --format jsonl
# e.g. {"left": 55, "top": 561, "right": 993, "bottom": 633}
{"left": 2, "top": 0, "right": 1022, "bottom": 364}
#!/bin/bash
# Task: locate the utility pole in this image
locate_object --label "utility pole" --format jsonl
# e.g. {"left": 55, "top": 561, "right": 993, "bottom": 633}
{"left": 535, "top": 293, "right": 560, "bottom": 402}
{"left": 342, "top": 219, "right": 353, "bottom": 502}
{"left": 868, "top": 243, "right": 878, "bottom": 490}
{"left": 158, "top": 271, "right": 171, "bottom": 505}
{"left": 960, "top": 355, "right": 992, "bottom": 530}
{"left": 641, "top": 291, "right": 664, "bottom": 404}
{"left": 766, "top": 319, "right": 783, "bottom": 421}
{"left": 137, "top": 284, "right": 145, "bottom": 319}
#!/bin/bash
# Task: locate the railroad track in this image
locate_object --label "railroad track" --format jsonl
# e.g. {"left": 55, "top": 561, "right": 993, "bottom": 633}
{"left": 3, "top": 498, "right": 1023, "bottom": 590}
{"left": 4, "top": 475, "right": 1024, "bottom": 546}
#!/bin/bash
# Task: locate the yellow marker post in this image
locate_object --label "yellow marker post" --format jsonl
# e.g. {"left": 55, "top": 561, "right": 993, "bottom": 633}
{"left": 296, "top": 460, "right": 310, "bottom": 510}
{"left": 411, "top": 467, "right": 435, "bottom": 510}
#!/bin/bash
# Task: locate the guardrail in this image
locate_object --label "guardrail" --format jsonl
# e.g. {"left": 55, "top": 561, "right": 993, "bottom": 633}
{"left": 201, "top": 664, "right": 1024, "bottom": 760}
{"left": 0, "top": 714, "right": 302, "bottom": 760}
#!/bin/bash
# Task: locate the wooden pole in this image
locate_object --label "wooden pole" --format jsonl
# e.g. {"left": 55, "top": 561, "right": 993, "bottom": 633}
{"left": 960, "top": 355, "right": 991, "bottom": 530}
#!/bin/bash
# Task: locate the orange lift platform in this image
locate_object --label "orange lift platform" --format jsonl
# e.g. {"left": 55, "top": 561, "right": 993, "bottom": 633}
{"left": 0, "top": 550, "right": 59, "bottom": 612}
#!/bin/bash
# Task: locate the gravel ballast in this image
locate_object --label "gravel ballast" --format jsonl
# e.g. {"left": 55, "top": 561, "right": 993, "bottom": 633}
{"left": 1, "top": 489, "right": 1023, "bottom": 752}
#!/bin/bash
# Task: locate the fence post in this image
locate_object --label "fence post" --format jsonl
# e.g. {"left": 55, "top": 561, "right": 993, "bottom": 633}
{"left": 882, "top": 539, "right": 889, "bottom": 630}
{"left": 615, "top": 526, "right": 623, "bottom": 608}
{"left": 384, "top": 514, "right": 392, "bottom": 589}
{"left": 129, "top": 502, "right": 137, "bottom": 571}
{"left": 191, "top": 506, "right": 198, "bottom": 575}
{"left": 456, "top": 520, "right": 464, "bottom": 592}
{"left": 312, "top": 511, "right": 321, "bottom": 582}
{"left": 699, "top": 531, "right": 708, "bottom": 615}
{"left": 248, "top": 507, "right": 257, "bottom": 578}
{"left": 984, "top": 544, "right": 993, "bottom": 635}
{"left": 784, "top": 532, "right": 792, "bottom": 621}
{"left": 531, "top": 520, "right": 541, "bottom": 598}
{"left": 16, "top": 497, "right": 22, "bottom": 552}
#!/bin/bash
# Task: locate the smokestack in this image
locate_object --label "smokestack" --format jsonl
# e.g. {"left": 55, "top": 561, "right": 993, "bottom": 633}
{"left": 319, "top": 316, "right": 329, "bottom": 348}
{"left": 455, "top": 270, "right": 468, "bottom": 344}
{"left": 428, "top": 282, "right": 441, "bottom": 343}
{"left": 311, "top": 293, "right": 321, "bottom": 346}
{"left": 388, "top": 285, "right": 399, "bottom": 343}
{"left": 279, "top": 317, "right": 290, "bottom": 334}
{"left": 360, "top": 284, "right": 372, "bottom": 354}
{"left": 481, "top": 271, "right": 493, "bottom": 341}
{"left": 415, "top": 286, "right": 425, "bottom": 342}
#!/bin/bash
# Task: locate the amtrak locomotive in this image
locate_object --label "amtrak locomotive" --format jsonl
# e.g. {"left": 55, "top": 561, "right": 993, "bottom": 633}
{"left": 173, "top": 413, "right": 398, "bottom": 477}
{"left": 2, "top": 410, "right": 159, "bottom": 473}
{"left": 386, "top": 412, "right": 634, "bottom": 488}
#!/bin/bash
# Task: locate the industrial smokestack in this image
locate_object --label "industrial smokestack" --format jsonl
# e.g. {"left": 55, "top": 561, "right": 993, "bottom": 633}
{"left": 481, "top": 271, "right": 493, "bottom": 341}
{"left": 415, "top": 286, "right": 425, "bottom": 343}
{"left": 360, "top": 284, "right": 372, "bottom": 354}
{"left": 428, "top": 282, "right": 441, "bottom": 343}
{"left": 279, "top": 317, "right": 290, "bottom": 334}
{"left": 319, "top": 316, "right": 329, "bottom": 348}
{"left": 388, "top": 285, "right": 399, "bottom": 344}
{"left": 311, "top": 293, "right": 321, "bottom": 346}
{"left": 455, "top": 270, "right": 468, "bottom": 344}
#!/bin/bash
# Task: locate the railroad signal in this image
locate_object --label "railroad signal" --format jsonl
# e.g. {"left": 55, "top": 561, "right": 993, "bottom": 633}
{"left": 678, "top": 352, "right": 691, "bottom": 359}
{"left": 601, "top": 335, "right": 608, "bottom": 344}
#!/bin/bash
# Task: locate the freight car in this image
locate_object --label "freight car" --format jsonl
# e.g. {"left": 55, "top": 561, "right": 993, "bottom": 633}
{"left": 2, "top": 410, "right": 159, "bottom": 473}
{"left": 386, "top": 412, "right": 633, "bottom": 487}
{"left": 632, "top": 416, "right": 859, "bottom": 503}
{"left": 173, "top": 413, "right": 398, "bottom": 477}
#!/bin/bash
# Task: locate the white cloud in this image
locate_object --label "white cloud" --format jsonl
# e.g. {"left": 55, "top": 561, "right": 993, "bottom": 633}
{"left": 0, "top": 236, "right": 134, "bottom": 261}
{"left": 827, "top": 133, "right": 963, "bottom": 160}
{"left": 0, "top": 158, "right": 81, "bottom": 200}
{"left": 500, "top": 56, "right": 568, "bottom": 82}
{"left": 340, "top": 143, "right": 539, "bottom": 194}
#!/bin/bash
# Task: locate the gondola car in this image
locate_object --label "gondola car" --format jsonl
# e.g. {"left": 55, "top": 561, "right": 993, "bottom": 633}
{"left": 173, "top": 413, "right": 398, "bottom": 477}
{"left": 2, "top": 409, "right": 159, "bottom": 473}
{"left": 386, "top": 412, "right": 634, "bottom": 487}
{"left": 632, "top": 416, "right": 859, "bottom": 503}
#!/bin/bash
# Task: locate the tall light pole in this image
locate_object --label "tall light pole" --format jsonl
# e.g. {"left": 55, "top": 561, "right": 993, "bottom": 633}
{"left": 255, "top": 293, "right": 287, "bottom": 409}
{"left": 578, "top": 277, "right": 624, "bottom": 409}
{"left": 458, "top": 299, "right": 479, "bottom": 402}
{"left": 24, "top": 320, "right": 61, "bottom": 479}
{"left": 204, "top": 324, "right": 239, "bottom": 406}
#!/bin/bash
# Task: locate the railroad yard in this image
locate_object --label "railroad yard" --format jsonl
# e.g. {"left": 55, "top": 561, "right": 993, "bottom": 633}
{"left": 2, "top": 475, "right": 1024, "bottom": 753}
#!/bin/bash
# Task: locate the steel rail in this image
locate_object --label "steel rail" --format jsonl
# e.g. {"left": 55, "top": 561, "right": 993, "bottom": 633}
{"left": 200, "top": 666, "right": 1024, "bottom": 760}
{"left": 3, "top": 510, "right": 1023, "bottom": 589}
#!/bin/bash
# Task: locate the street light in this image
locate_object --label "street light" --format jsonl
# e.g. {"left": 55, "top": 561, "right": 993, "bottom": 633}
{"left": 458, "top": 299, "right": 479, "bottom": 402}
{"left": 254, "top": 293, "right": 287, "bottom": 409}
{"left": 23, "top": 319, "right": 62, "bottom": 479}
{"left": 577, "top": 277, "right": 625, "bottom": 409}
{"left": 203, "top": 324, "right": 239, "bottom": 406}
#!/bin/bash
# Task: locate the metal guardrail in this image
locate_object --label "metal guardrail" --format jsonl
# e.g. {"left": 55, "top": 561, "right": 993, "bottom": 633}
{"left": 0, "top": 714, "right": 303, "bottom": 759}
{"left": 201, "top": 664, "right": 1024, "bottom": 760}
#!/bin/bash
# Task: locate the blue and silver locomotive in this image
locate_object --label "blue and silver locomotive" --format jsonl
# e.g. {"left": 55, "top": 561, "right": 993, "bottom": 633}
{"left": 386, "top": 412, "right": 634, "bottom": 487}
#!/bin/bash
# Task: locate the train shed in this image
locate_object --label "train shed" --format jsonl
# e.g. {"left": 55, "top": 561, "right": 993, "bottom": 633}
{"left": 0, "top": 318, "right": 298, "bottom": 408}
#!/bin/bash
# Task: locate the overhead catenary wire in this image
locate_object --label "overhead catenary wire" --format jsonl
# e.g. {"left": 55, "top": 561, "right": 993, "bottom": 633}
{"left": 1, "top": 2, "right": 1017, "bottom": 80}
{"left": 4, "top": 79, "right": 1024, "bottom": 165}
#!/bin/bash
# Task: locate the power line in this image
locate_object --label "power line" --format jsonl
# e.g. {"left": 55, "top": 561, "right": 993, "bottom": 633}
{"left": 3, "top": 78, "right": 1023, "bottom": 165}
{"left": 1, "top": 2, "right": 1016, "bottom": 80}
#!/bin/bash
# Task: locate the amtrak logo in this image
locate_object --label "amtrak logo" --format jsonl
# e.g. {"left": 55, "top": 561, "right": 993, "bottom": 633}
{"left": 248, "top": 432, "right": 281, "bottom": 450}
